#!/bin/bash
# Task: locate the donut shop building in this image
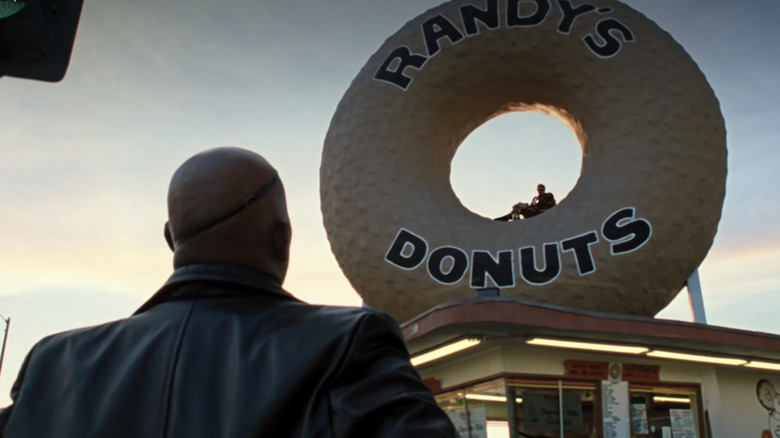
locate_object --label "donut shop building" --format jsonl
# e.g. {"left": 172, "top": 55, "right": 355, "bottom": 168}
{"left": 402, "top": 298, "right": 780, "bottom": 438}
{"left": 317, "top": 0, "right": 748, "bottom": 436}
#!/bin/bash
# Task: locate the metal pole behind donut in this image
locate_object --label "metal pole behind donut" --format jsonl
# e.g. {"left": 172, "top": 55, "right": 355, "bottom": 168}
{"left": 686, "top": 269, "right": 708, "bottom": 324}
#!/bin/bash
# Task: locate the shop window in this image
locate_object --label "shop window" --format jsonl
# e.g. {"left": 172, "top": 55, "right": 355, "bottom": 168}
{"left": 434, "top": 377, "right": 702, "bottom": 438}
{"left": 509, "top": 378, "right": 597, "bottom": 438}
{"left": 435, "top": 378, "right": 597, "bottom": 438}
{"left": 436, "top": 379, "right": 510, "bottom": 438}
{"left": 628, "top": 384, "right": 701, "bottom": 438}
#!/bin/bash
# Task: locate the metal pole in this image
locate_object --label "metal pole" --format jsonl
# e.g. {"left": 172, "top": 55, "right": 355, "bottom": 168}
{"left": 558, "top": 380, "right": 564, "bottom": 438}
{"left": 463, "top": 391, "right": 472, "bottom": 438}
{"left": 0, "top": 314, "right": 10, "bottom": 383}
{"left": 506, "top": 383, "right": 518, "bottom": 438}
{"left": 686, "top": 269, "right": 707, "bottom": 324}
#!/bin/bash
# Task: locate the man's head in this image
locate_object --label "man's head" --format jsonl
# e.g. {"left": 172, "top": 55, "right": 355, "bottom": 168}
{"left": 537, "top": 184, "right": 546, "bottom": 194}
{"left": 164, "top": 147, "right": 291, "bottom": 282}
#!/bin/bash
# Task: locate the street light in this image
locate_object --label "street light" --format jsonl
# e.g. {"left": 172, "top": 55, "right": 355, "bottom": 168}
{"left": 0, "top": 313, "right": 10, "bottom": 383}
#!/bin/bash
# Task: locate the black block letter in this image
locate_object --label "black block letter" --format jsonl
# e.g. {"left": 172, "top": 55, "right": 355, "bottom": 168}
{"left": 519, "top": 243, "right": 561, "bottom": 285}
{"left": 428, "top": 246, "right": 469, "bottom": 284}
{"left": 385, "top": 228, "right": 428, "bottom": 269}
{"left": 601, "top": 208, "right": 651, "bottom": 255}
{"left": 471, "top": 250, "right": 514, "bottom": 288}
{"left": 374, "top": 46, "right": 428, "bottom": 90}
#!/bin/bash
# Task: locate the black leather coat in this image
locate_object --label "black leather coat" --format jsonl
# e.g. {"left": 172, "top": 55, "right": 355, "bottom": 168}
{"left": 0, "top": 264, "right": 457, "bottom": 437}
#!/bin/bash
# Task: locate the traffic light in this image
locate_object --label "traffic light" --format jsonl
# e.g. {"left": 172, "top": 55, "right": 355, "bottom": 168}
{"left": 0, "top": 0, "right": 83, "bottom": 82}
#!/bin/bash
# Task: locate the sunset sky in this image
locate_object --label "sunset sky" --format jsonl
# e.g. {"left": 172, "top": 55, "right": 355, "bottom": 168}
{"left": 1, "top": 0, "right": 778, "bottom": 403}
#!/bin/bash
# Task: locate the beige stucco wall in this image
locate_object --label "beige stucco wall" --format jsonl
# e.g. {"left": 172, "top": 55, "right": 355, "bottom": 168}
{"left": 716, "top": 368, "right": 780, "bottom": 438}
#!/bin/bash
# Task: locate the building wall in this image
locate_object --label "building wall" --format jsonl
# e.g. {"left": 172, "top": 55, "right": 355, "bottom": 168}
{"left": 716, "top": 367, "right": 780, "bottom": 438}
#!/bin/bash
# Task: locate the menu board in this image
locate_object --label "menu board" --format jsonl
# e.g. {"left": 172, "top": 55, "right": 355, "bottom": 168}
{"left": 602, "top": 380, "right": 630, "bottom": 438}
{"left": 669, "top": 409, "right": 697, "bottom": 438}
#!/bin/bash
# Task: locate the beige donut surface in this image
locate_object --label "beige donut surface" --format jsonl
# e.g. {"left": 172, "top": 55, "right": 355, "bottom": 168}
{"left": 321, "top": 0, "right": 726, "bottom": 323}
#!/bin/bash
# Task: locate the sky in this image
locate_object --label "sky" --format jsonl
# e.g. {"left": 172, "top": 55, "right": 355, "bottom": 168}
{"left": 0, "top": 0, "right": 778, "bottom": 405}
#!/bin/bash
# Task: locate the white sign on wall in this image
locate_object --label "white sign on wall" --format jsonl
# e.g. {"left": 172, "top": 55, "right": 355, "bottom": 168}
{"left": 669, "top": 409, "right": 697, "bottom": 438}
{"left": 602, "top": 380, "right": 630, "bottom": 438}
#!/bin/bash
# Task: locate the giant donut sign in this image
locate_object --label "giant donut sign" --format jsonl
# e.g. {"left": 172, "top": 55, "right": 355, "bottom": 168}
{"left": 321, "top": 0, "right": 727, "bottom": 323}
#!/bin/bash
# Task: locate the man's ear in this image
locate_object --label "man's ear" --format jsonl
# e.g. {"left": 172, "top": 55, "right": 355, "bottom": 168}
{"left": 164, "top": 222, "right": 175, "bottom": 251}
{"left": 272, "top": 222, "right": 292, "bottom": 262}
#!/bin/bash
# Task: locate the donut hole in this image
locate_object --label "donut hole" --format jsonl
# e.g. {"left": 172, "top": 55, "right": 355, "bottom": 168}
{"left": 450, "top": 111, "right": 582, "bottom": 220}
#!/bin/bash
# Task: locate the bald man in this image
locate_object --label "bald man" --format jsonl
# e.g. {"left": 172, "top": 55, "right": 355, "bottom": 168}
{"left": 0, "top": 147, "right": 458, "bottom": 438}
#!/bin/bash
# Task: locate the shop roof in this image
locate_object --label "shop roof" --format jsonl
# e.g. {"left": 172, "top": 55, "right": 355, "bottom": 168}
{"left": 401, "top": 297, "right": 780, "bottom": 364}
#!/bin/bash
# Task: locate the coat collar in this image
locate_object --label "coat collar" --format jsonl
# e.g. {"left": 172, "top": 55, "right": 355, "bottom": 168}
{"left": 135, "top": 263, "right": 296, "bottom": 314}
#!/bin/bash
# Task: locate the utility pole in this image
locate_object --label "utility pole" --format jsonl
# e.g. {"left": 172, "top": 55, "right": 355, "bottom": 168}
{"left": 0, "top": 314, "right": 10, "bottom": 383}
